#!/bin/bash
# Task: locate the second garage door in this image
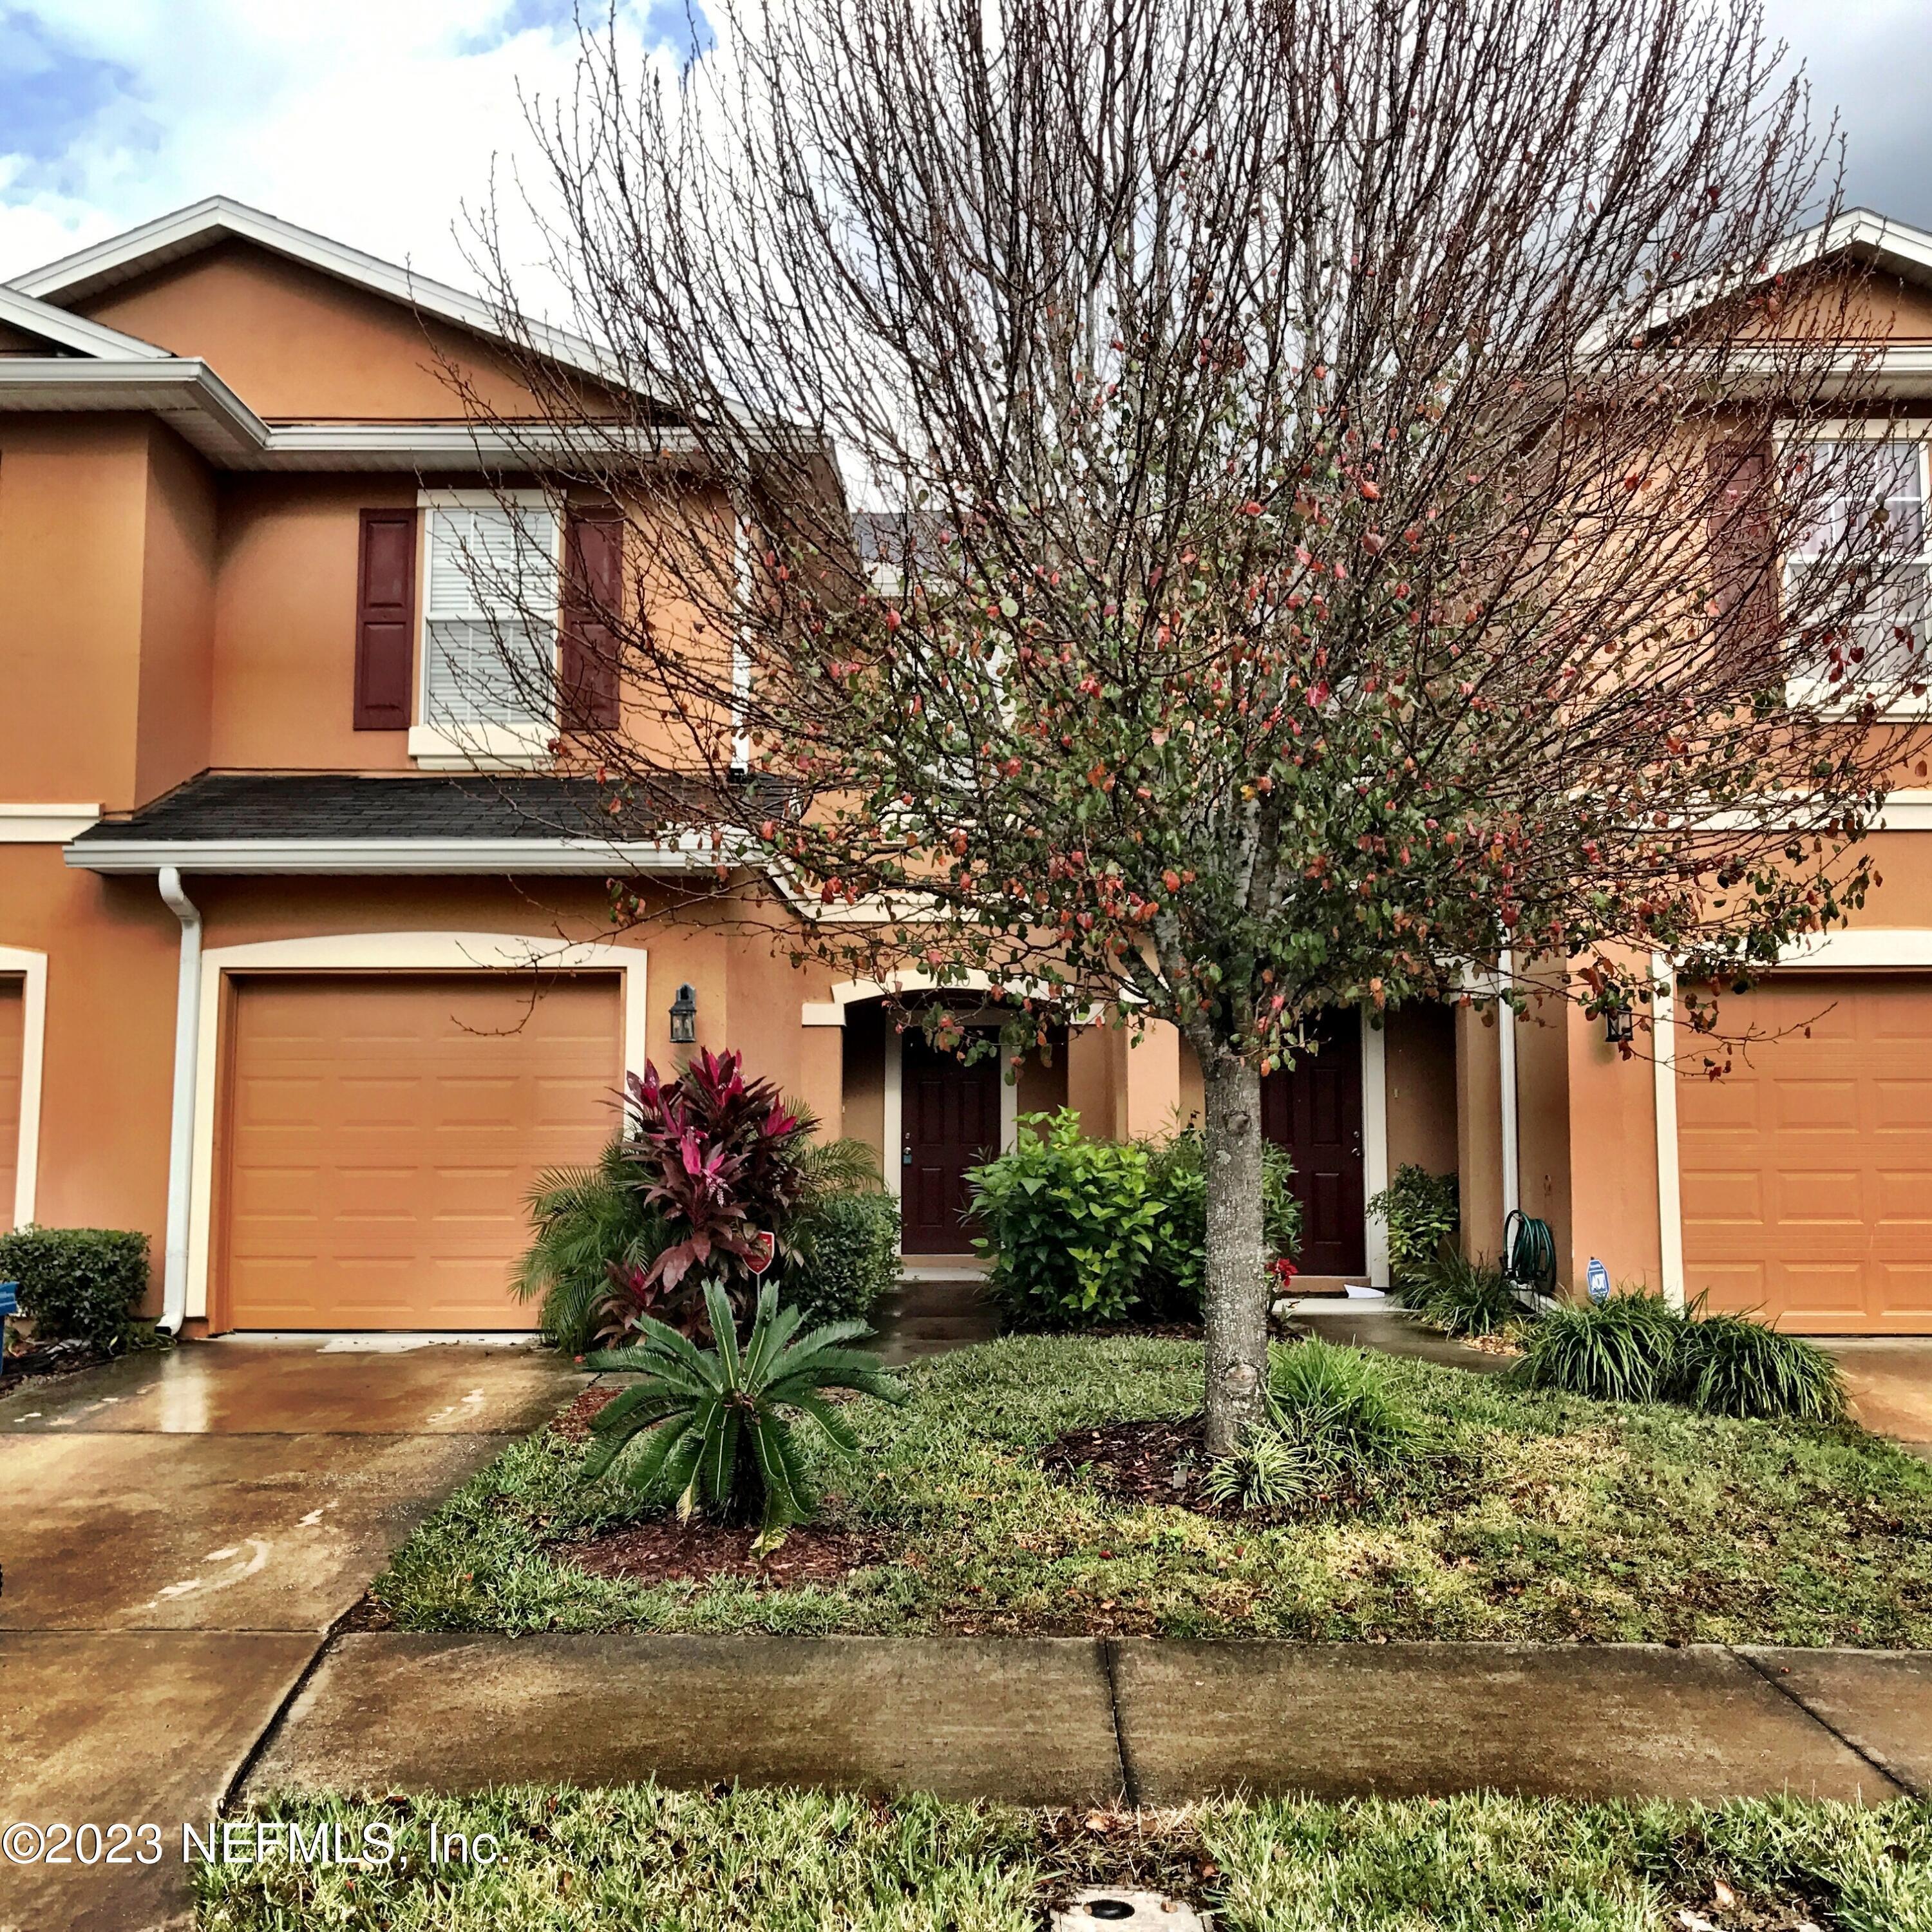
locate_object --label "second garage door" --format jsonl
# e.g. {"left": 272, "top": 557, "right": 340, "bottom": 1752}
{"left": 1678, "top": 972, "right": 1932, "bottom": 1333}
{"left": 220, "top": 972, "right": 621, "bottom": 1330}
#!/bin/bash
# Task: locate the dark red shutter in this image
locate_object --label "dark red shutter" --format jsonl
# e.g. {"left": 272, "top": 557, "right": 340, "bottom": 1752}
{"left": 1707, "top": 441, "right": 1779, "bottom": 668}
{"left": 562, "top": 509, "right": 623, "bottom": 730}
{"left": 354, "top": 508, "right": 417, "bottom": 730}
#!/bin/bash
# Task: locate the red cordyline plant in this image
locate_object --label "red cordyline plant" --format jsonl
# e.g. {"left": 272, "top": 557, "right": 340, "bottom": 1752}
{"left": 464, "top": 0, "right": 1930, "bottom": 1449}
{"left": 614, "top": 1049, "right": 811, "bottom": 1333}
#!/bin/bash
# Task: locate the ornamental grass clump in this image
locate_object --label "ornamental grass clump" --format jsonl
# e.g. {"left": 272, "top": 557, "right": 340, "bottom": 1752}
{"left": 1397, "top": 1247, "right": 1523, "bottom": 1338}
{"left": 584, "top": 1279, "right": 904, "bottom": 1551}
{"left": 1511, "top": 1291, "right": 1847, "bottom": 1423}
{"left": 1676, "top": 1309, "right": 1846, "bottom": 1422}
{"left": 1208, "top": 1340, "right": 1427, "bottom": 1515}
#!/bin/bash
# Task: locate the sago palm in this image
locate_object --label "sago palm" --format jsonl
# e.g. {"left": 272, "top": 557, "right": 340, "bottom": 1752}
{"left": 583, "top": 1278, "right": 904, "bottom": 1551}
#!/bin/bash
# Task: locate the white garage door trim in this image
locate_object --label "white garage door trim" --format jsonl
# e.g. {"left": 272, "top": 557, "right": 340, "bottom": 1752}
{"left": 1653, "top": 927, "right": 1932, "bottom": 1312}
{"left": 184, "top": 932, "right": 647, "bottom": 1321}
{"left": 0, "top": 943, "right": 48, "bottom": 1229}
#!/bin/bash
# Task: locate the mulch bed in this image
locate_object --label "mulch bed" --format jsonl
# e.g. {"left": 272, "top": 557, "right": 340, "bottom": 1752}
{"left": 550, "top": 1383, "right": 625, "bottom": 1443}
{"left": 554, "top": 1519, "right": 887, "bottom": 1588}
{"left": 1041, "top": 1414, "right": 1223, "bottom": 1513}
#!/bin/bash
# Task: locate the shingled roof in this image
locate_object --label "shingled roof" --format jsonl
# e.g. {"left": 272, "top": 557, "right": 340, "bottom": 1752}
{"left": 66, "top": 771, "right": 781, "bottom": 874}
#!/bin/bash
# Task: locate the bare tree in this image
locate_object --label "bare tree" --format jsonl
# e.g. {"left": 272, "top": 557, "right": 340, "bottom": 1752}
{"left": 460, "top": 0, "right": 1929, "bottom": 1450}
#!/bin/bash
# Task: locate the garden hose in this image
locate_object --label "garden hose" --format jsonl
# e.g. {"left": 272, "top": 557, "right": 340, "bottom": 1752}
{"left": 1504, "top": 1209, "right": 1557, "bottom": 1296}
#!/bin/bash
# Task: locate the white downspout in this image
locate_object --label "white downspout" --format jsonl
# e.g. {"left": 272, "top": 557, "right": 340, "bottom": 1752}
{"left": 157, "top": 866, "right": 202, "bottom": 1336}
{"left": 1497, "top": 947, "right": 1520, "bottom": 1231}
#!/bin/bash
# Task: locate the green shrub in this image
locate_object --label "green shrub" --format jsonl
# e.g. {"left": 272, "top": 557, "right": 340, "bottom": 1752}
{"left": 516, "top": 1128, "right": 892, "bottom": 1353}
{"left": 515, "top": 1142, "right": 666, "bottom": 1353}
{"left": 585, "top": 1280, "right": 904, "bottom": 1551}
{"left": 1676, "top": 1309, "right": 1846, "bottom": 1421}
{"left": 1367, "top": 1164, "right": 1460, "bottom": 1285}
{"left": 1140, "top": 1127, "right": 1302, "bottom": 1316}
{"left": 782, "top": 1188, "right": 901, "bottom": 1326}
{"left": 1399, "top": 1247, "right": 1522, "bottom": 1338}
{"left": 969, "top": 1110, "right": 1160, "bottom": 1327}
{"left": 0, "top": 1226, "right": 151, "bottom": 1355}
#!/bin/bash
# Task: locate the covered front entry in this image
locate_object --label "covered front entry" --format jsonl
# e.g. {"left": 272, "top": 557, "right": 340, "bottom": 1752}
{"left": 217, "top": 972, "right": 621, "bottom": 1329}
{"left": 1263, "top": 1011, "right": 1368, "bottom": 1276}
{"left": 1678, "top": 972, "right": 1932, "bottom": 1333}
{"left": 898, "top": 1026, "right": 1003, "bottom": 1253}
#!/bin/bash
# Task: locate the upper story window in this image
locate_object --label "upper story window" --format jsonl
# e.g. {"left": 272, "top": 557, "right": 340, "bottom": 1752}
{"left": 1786, "top": 437, "right": 1930, "bottom": 702}
{"left": 410, "top": 491, "right": 562, "bottom": 769}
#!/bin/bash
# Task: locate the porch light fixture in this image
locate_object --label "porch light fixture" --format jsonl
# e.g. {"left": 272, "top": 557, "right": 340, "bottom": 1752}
{"left": 1604, "top": 1005, "right": 1634, "bottom": 1045}
{"left": 669, "top": 982, "right": 698, "bottom": 1045}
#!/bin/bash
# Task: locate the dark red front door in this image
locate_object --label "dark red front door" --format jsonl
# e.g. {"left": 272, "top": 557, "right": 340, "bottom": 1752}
{"left": 1261, "top": 1012, "right": 1367, "bottom": 1276}
{"left": 900, "top": 1029, "right": 1001, "bottom": 1253}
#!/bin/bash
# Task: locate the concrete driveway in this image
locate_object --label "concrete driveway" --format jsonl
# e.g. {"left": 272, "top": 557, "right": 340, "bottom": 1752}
{"left": 0, "top": 1336, "right": 580, "bottom": 1932}
{"left": 1826, "top": 1338, "right": 1932, "bottom": 1461}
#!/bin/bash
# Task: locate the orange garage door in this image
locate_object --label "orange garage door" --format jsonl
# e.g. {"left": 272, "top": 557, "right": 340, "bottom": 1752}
{"left": 0, "top": 976, "right": 21, "bottom": 1231}
{"left": 220, "top": 973, "right": 621, "bottom": 1329}
{"left": 1678, "top": 972, "right": 1932, "bottom": 1333}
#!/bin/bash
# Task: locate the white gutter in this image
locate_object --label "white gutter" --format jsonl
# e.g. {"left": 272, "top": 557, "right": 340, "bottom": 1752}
{"left": 66, "top": 836, "right": 735, "bottom": 875}
{"left": 156, "top": 867, "right": 202, "bottom": 1338}
{"left": 1497, "top": 947, "right": 1521, "bottom": 1231}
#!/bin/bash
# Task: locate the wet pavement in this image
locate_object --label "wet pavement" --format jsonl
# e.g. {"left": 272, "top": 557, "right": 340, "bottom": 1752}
{"left": 0, "top": 1338, "right": 582, "bottom": 1932}
{"left": 1823, "top": 1338, "right": 1932, "bottom": 1460}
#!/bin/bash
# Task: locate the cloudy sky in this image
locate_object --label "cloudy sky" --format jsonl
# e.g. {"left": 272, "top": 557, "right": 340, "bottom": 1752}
{"left": 0, "top": 1, "right": 1924, "bottom": 299}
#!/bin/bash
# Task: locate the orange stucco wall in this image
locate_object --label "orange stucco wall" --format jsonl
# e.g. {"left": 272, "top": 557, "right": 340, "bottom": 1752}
{"left": 77, "top": 239, "right": 547, "bottom": 424}
{"left": 0, "top": 417, "right": 152, "bottom": 807}
{"left": 1385, "top": 1003, "right": 1458, "bottom": 1177}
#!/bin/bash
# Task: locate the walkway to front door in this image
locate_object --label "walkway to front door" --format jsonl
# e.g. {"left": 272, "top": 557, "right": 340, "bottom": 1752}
{"left": 900, "top": 1028, "right": 1001, "bottom": 1253}
{"left": 1262, "top": 1012, "right": 1368, "bottom": 1276}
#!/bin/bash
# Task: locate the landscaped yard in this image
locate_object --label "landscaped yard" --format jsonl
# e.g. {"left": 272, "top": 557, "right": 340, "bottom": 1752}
{"left": 372, "top": 1334, "right": 1932, "bottom": 1646}
{"left": 194, "top": 1786, "right": 1932, "bottom": 1931}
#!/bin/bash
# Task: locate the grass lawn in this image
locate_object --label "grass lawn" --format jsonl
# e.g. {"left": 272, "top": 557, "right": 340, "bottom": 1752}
{"left": 373, "top": 1336, "right": 1932, "bottom": 1645}
{"left": 194, "top": 1787, "right": 1932, "bottom": 1931}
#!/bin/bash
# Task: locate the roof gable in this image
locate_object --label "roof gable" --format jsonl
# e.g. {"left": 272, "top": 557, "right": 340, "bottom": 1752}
{"left": 10, "top": 195, "right": 616, "bottom": 392}
{"left": 48, "top": 235, "right": 558, "bottom": 424}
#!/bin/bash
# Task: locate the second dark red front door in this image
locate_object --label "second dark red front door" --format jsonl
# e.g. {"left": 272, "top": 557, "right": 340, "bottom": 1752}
{"left": 900, "top": 1028, "right": 1001, "bottom": 1253}
{"left": 1261, "top": 1012, "right": 1367, "bottom": 1276}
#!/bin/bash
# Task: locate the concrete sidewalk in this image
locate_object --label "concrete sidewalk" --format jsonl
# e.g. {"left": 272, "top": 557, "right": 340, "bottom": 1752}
{"left": 243, "top": 1632, "right": 1932, "bottom": 1810}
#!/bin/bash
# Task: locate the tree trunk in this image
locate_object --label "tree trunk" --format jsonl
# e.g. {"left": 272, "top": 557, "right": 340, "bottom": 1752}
{"left": 1201, "top": 1052, "right": 1269, "bottom": 1455}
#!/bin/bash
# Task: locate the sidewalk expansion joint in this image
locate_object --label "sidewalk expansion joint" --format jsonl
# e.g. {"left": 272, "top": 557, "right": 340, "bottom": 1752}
{"left": 1099, "top": 1639, "right": 1139, "bottom": 1807}
{"left": 1730, "top": 1647, "right": 1919, "bottom": 1799}
{"left": 218, "top": 1621, "right": 351, "bottom": 1816}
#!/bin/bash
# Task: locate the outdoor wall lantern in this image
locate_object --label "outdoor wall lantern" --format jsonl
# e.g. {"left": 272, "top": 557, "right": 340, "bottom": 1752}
{"left": 1603, "top": 1005, "right": 1634, "bottom": 1045}
{"left": 670, "top": 983, "right": 698, "bottom": 1045}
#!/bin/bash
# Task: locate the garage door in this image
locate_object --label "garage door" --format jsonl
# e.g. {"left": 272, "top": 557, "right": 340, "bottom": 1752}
{"left": 0, "top": 976, "right": 21, "bottom": 1231}
{"left": 220, "top": 973, "right": 621, "bottom": 1329}
{"left": 1678, "top": 972, "right": 1932, "bottom": 1333}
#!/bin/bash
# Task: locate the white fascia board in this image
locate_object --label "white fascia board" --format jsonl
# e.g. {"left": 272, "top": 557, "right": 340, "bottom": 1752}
{"left": 261, "top": 422, "right": 704, "bottom": 472}
{"left": 0, "top": 357, "right": 267, "bottom": 461}
{"left": 63, "top": 838, "right": 730, "bottom": 876}
{"left": 0, "top": 285, "right": 167, "bottom": 360}
{"left": 10, "top": 194, "right": 627, "bottom": 392}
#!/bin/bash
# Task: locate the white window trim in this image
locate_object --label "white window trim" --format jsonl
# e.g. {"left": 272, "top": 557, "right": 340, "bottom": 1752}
{"left": 0, "top": 945, "right": 48, "bottom": 1230}
{"left": 413, "top": 488, "right": 563, "bottom": 771}
{"left": 1782, "top": 430, "right": 1932, "bottom": 721}
{"left": 1649, "top": 927, "right": 1932, "bottom": 1314}
{"left": 1361, "top": 1008, "right": 1390, "bottom": 1288}
{"left": 182, "top": 932, "right": 647, "bottom": 1323}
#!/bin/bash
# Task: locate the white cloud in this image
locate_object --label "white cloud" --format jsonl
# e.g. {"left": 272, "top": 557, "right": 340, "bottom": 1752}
{"left": 0, "top": 1, "right": 701, "bottom": 298}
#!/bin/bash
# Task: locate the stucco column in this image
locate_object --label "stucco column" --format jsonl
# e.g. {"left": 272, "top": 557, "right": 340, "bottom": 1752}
{"left": 1066, "top": 1022, "right": 1125, "bottom": 1139}
{"left": 796, "top": 1014, "right": 846, "bottom": 1144}
{"left": 1123, "top": 1018, "right": 1184, "bottom": 1142}
{"left": 1454, "top": 1001, "right": 1505, "bottom": 1262}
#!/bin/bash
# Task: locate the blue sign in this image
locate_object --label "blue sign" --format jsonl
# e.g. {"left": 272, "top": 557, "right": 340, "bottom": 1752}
{"left": 0, "top": 1282, "right": 16, "bottom": 1317}
{"left": 1586, "top": 1258, "right": 1611, "bottom": 1303}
